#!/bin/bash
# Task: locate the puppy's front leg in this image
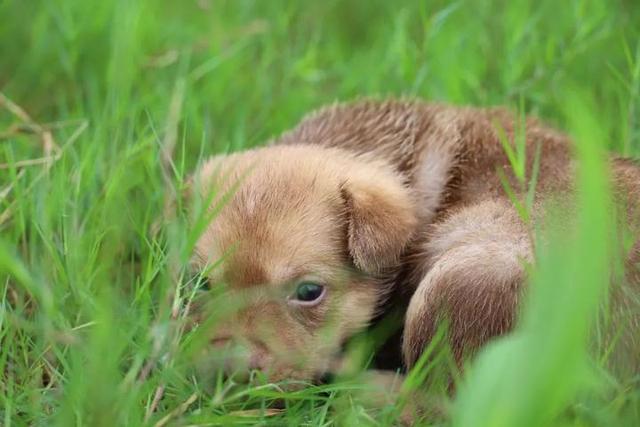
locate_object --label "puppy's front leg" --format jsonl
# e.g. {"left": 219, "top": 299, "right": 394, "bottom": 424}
{"left": 403, "top": 199, "right": 532, "bottom": 367}
{"left": 340, "top": 370, "right": 445, "bottom": 425}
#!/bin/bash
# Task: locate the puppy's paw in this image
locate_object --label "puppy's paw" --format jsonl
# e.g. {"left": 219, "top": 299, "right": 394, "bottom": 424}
{"left": 335, "top": 370, "right": 445, "bottom": 425}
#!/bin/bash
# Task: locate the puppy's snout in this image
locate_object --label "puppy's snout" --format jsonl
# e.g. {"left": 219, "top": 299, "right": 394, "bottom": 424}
{"left": 211, "top": 336, "right": 269, "bottom": 381}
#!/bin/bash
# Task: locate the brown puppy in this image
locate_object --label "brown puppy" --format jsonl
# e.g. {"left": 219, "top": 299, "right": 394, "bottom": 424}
{"left": 188, "top": 99, "right": 640, "bottom": 383}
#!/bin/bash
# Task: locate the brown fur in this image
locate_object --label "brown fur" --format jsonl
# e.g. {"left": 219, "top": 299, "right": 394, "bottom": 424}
{"left": 188, "top": 99, "right": 639, "bottom": 383}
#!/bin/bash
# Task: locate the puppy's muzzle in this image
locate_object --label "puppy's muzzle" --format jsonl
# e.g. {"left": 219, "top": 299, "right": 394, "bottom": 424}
{"left": 210, "top": 336, "right": 269, "bottom": 382}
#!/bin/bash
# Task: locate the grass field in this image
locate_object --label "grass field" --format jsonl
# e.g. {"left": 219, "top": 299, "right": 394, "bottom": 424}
{"left": 1, "top": 0, "right": 640, "bottom": 425}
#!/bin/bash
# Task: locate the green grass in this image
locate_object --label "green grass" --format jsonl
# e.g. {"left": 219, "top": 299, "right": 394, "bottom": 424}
{"left": 1, "top": 0, "right": 640, "bottom": 425}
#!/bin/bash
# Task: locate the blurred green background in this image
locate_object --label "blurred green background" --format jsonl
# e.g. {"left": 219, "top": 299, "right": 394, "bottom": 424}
{"left": 2, "top": 0, "right": 639, "bottom": 154}
{"left": 1, "top": 0, "right": 639, "bottom": 425}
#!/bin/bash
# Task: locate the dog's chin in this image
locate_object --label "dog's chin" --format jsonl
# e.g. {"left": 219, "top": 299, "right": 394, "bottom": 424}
{"left": 262, "top": 359, "right": 334, "bottom": 386}
{"left": 260, "top": 371, "right": 317, "bottom": 389}
{"left": 193, "top": 352, "right": 331, "bottom": 390}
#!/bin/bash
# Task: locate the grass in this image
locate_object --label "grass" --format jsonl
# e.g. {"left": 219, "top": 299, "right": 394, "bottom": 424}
{"left": 1, "top": 0, "right": 640, "bottom": 425}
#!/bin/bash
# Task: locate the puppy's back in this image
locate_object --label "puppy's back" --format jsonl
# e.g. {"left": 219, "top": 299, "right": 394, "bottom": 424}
{"left": 276, "top": 99, "right": 575, "bottom": 211}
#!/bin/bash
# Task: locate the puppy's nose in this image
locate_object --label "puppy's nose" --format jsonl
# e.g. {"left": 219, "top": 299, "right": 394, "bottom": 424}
{"left": 211, "top": 337, "right": 268, "bottom": 382}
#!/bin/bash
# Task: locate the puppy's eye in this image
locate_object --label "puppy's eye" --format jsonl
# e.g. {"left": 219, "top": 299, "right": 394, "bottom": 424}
{"left": 291, "top": 281, "right": 325, "bottom": 304}
{"left": 190, "top": 272, "right": 210, "bottom": 291}
{"left": 197, "top": 275, "right": 211, "bottom": 291}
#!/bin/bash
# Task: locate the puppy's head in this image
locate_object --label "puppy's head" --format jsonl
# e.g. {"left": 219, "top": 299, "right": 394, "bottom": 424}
{"left": 188, "top": 145, "right": 416, "bottom": 383}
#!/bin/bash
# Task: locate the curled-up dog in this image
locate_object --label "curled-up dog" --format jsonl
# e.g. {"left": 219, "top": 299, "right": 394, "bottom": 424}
{"left": 186, "top": 99, "right": 640, "bottom": 401}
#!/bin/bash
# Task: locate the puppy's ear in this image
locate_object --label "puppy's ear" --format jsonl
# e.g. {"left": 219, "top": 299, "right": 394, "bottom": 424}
{"left": 341, "top": 167, "right": 417, "bottom": 274}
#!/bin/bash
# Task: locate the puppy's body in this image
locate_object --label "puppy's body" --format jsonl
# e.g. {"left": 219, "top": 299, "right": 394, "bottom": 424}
{"left": 278, "top": 100, "right": 640, "bottom": 365}
{"left": 190, "top": 99, "right": 640, "bottom": 382}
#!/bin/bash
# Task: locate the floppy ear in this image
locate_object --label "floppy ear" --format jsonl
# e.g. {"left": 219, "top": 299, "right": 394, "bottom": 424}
{"left": 341, "top": 166, "right": 417, "bottom": 274}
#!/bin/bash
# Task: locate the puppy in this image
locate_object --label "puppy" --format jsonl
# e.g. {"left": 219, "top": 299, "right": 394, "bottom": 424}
{"left": 187, "top": 99, "right": 640, "bottom": 384}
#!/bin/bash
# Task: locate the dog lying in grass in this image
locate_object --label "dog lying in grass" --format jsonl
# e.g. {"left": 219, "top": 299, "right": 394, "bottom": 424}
{"left": 187, "top": 99, "right": 640, "bottom": 388}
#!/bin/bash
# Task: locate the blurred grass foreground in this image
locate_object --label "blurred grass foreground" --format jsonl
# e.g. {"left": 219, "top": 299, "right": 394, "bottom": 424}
{"left": 1, "top": 0, "right": 640, "bottom": 426}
